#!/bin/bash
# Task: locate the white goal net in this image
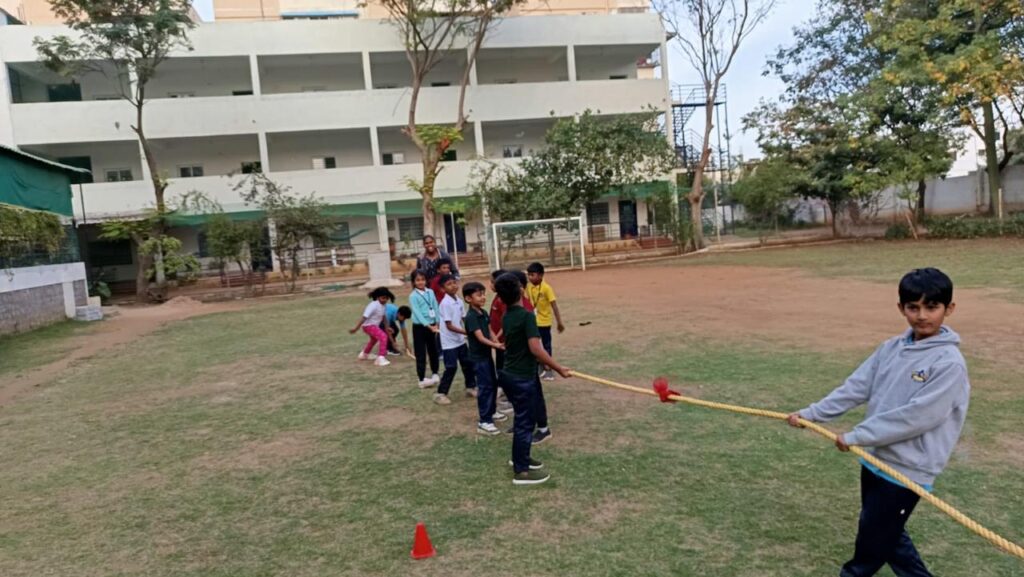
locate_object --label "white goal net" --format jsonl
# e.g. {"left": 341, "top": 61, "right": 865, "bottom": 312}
{"left": 491, "top": 217, "right": 586, "bottom": 272}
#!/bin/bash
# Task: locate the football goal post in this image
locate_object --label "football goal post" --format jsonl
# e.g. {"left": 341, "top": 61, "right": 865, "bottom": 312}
{"left": 491, "top": 217, "right": 586, "bottom": 272}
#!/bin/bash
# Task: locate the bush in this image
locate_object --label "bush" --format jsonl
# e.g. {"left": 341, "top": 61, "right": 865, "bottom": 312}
{"left": 885, "top": 222, "right": 913, "bottom": 240}
{"left": 925, "top": 214, "right": 1024, "bottom": 239}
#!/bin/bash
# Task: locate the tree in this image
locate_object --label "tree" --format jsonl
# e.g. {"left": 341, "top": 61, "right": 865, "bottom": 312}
{"left": 98, "top": 209, "right": 200, "bottom": 293}
{"left": 653, "top": 0, "right": 777, "bottom": 249}
{"left": 730, "top": 156, "right": 803, "bottom": 236}
{"left": 236, "top": 173, "right": 333, "bottom": 292}
{"left": 178, "top": 193, "right": 266, "bottom": 295}
{"left": 378, "top": 0, "right": 526, "bottom": 236}
{"left": 35, "top": 0, "right": 195, "bottom": 299}
{"left": 872, "top": 0, "right": 1024, "bottom": 216}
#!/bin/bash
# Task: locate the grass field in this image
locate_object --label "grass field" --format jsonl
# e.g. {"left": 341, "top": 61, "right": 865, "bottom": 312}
{"left": 1, "top": 239, "right": 1022, "bottom": 576}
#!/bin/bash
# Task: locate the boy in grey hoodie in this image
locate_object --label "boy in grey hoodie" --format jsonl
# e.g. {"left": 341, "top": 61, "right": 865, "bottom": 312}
{"left": 787, "top": 268, "right": 970, "bottom": 577}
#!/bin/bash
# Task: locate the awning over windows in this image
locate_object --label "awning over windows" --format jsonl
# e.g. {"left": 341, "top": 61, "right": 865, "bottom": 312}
{"left": 0, "top": 144, "right": 88, "bottom": 217}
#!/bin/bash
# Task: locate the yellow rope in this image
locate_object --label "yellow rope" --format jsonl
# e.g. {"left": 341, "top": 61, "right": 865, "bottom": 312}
{"left": 569, "top": 370, "right": 1024, "bottom": 561}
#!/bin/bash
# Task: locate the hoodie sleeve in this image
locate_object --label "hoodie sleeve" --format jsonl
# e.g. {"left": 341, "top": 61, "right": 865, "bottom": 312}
{"left": 844, "top": 362, "right": 967, "bottom": 447}
{"left": 798, "top": 345, "right": 882, "bottom": 423}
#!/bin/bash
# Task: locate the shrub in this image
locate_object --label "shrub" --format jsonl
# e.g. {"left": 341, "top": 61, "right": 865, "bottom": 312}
{"left": 884, "top": 222, "right": 913, "bottom": 240}
{"left": 925, "top": 214, "right": 1024, "bottom": 239}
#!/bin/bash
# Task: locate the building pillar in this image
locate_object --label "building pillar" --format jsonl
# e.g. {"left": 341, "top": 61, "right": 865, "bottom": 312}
{"left": 567, "top": 45, "right": 577, "bottom": 82}
{"left": 138, "top": 141, "right": 152, "bottom": 183}
{"left": 370, "top": 127, "right": 381, "bottom": 166}
{"left": 362, "top": 51, "right": 373, "bottom": 90}
{"left": 257, "top": 132, "right": 270, "bottom": 173}
{"left": 0, "top": 61, "right": 15, "bottom": 145}
{"left": 376, "top": 200, "right": 389, "bottom": 251}
{"left": 249, "top": 54, "right": 262, "bottom": 96}
{"left": 267, "top": 218, "right": 280, "bottom": 272}
{"left": 473, "top": 120, "right": 484, "bottom": 157}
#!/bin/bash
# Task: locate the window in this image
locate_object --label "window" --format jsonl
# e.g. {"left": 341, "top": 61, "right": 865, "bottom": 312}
{"left": 105, "top": 168, "right": 133, "bottom": 182}
{"left": 178, "top": 165, "right": 204, "bottom": 178}
{"left": 431, "top": 81, "right": 451, "bottom": 87}
{"left": 382, "top": 152, "right": 405, "bottom": 165}
{"left": 587, "top": 202, "right": 610, "bottom": 225}
{"left": 241, "top": 161, "right": 262, "bottom": 174}
{"left": 168, "top": 92, "right": 195, "bottom": 98}
{"left": 88, "top": 240, "right": 133, "bottom": 266}
{"left": 330, "top": 221, "right": 352, "bottom": 246}
{"left": 197, "top": 231, "right": 210, "bottom": 258}
{"left": 609, "top": 75, "right": 628, "bottom": 80}
{"left": 396, "top": 217, "right": 424, "bottom": 241}
{"left": 47, "top": 83, "right": 82, "bottom": 102}
{"left": 312, "top": 156, "right": 337, "bottom": 170}
{"left": 232, "top": 90, "right": 253, "bottom": 96}
{"left": 441, "top": 149, "right": 457, "bottom": 162}
{"left": 502, "top": 145, "right": 523, "bottom": 159}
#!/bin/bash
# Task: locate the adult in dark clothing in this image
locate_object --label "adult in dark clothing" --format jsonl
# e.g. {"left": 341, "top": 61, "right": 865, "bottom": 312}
{"left": 416, "top": 235, "right": 459, "bottom": 280}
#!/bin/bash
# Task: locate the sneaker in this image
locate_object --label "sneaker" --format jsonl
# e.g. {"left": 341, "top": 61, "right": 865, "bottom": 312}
{"left": 508, "top": 458, "right": 544, "bottom": 470}
{"left": 357, "top": 352, "right": 371, "bottom": 360}
{"left": 513, "top": 470, "right": 551, "bottom": 486}
{"left": 430, "top": 374, "right": 441, "bottom": 384}
{"left": 433, "top": 393, "right": 451, "bottom": 405}
{"left": 465, "top": 388, "right": 479, "bottom": 398}
{"left": 374, "top": 356, "right": 391, "bottom": 367}
{"left": 532, "top": 429, "right": 552, "bottom": 445}
{"left": 417, "top": 378, "right": 434, "bottom": 389}
{"left": 542, "top": 370, "right": 555, "bottom": 381}
{"left": 497, "top": 401, "right": 514, "bottom": 414}
{"left": 492, "top": 412, "right": 508, "bottom": 423}
{"left": 387, "top": 350, "right": 402, "bottom": 356}
{"left": 477, "top": 422, "right": 500, "bottom": 436}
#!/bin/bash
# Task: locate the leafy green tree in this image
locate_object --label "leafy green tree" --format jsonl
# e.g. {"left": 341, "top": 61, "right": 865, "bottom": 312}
{"left": 730, "top": 157, "right": 804, "bottom": 236}
{"left": 872, "top": 0, "right": 1024, "bottom": 215}
{"left": 99, "top": 212, "right": 200, "bottom": 294}
{"left": 179, "top": 192, "right": 267, "bottom": 294}
{"left": 377, "top": 0, "right": 527, "bottom": 236}
{"left": 236, "top": 173, "right": 333, "bottom": 292}
{"left": 0, "top": 205, "right": 65, "bottom": 267}
{"left": 35, "top": 0, "right": 195, "bottom": 299}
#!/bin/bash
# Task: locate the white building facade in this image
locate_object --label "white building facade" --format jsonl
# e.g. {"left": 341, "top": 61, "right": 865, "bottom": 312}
{"left": 0, "top": 14, "right": 672, "bottom": 281}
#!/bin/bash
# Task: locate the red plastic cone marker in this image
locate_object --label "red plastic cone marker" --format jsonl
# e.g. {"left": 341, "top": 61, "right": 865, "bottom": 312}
{"left": 411, "top": 522, "right": 436, "bottom": 560}
{"left": 653, "top": 377, "right": 681, "bottom": 403}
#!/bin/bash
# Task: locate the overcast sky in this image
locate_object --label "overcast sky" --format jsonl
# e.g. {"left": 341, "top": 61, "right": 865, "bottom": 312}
{"left": 189, "top": 0, "right": 811, "bottom": 159}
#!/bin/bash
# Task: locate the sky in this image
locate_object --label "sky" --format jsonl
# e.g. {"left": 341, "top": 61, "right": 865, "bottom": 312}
{"left": 188, "top": 0, "right": 812, "bottom": 159}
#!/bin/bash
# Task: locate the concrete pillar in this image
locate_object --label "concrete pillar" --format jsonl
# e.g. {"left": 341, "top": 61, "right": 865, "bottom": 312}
{"left": 267, "top": 218, "right": 280, "bottom": 272}
{"left": 473, "top": 120, "right": 484, "bottom": 157}
{"left": 567, "top": 45, "right": 577, "bottom": 82}
{"left": 376, "top": 199, "right": 389, "bottom": 251}
{"left": 0, "top": 60, "right": 15, "bottom": 145}
{"left": 362, "top": 51, "right": 373, "bottom": 90}
{"left": 258, "top": 132, "right": 270, "bottom": 173}
{"left": 62, "top": 281, "right": 77, "bottom": 318}
{"left": 249, "top": 54, "right": 262, "bottom": 96}
{"left": 370, "top": 127, "right": 381, "bottom": 166}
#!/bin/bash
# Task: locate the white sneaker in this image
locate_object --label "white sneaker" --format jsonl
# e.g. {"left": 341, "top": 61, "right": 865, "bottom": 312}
{"left": 357, "top": 352, "right": 370, "bottom": 360}
{"left": 430, "top": 374, "right": 441, "bottom": 384}
{"left": 433, "top": 393, "right": 451, "bottom": 406}
{"left": 477, "top": 422, "right": 500, "bottom": 436}
{"left": 417, "top": 379, "right": 435, "bottom": 389}
{"left": 492, "top": 412, "right": 509, "bottom": 422}
{"left": 374, "top": 356, "right": 391, "bottom": 367}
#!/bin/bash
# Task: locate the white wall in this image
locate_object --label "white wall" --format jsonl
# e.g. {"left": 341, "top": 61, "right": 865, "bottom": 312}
{"left": 267, "top": 129, "right": 373, "bottom": 171}
{"left": 147, "top": 57, "right": 253, "bottom": 98}
{"left": 259, "top": 53, "right": 364, "bottom": 94}
{"left": 481, "top": 119, "right": 555, "bottom": 158}
{"left": 149, "top": 134, "right": 260, "bottom": 177}
{"left": 476, "top": 47, "right": 568, "bottom": 84}
{"left": 369, "top": 51, "right": 465, "bottom": 88}
{"left": 7, "top": 61, "right": 125, "bottom": 102}
{"left": 575, "top": 46, "right": 644, "bottom": 81}
{"left": 0, "top": 262, "right": 87, "bottom": 320}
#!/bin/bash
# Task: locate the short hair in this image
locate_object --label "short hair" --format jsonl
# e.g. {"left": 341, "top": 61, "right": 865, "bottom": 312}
{"left": 494, "top": 272, "right": 523, "bottom": 306}
{"left": 899, "top": 268, "right": 953, "bottom": 306}
{"left": 368, "top": 287, "right": 395, "bottom": 301}
{"left": 527, "top": 262, "right": 545, "bottom": 274}
{"left": 437, "top": 257, "right": 452, "bottom": 270}
{"left": 397, "top": 305, "right": 412, "bottom": 318}
{"left": 410, "top": 269, "right": 427, "bottom": 283}
{"left": 462, "top": 281, "right": 486, "bottom": 299}
{"left": 490, "top": 268, "right": 507, "bottom": 281}
{"left": 422, "top": 234, "right": 436, "bottom": 243}
{"left": 510, "top": 270, "right": 528, "bottom": 288}
{"left": 438, "top": 273, "right": 457, "bottom": 287}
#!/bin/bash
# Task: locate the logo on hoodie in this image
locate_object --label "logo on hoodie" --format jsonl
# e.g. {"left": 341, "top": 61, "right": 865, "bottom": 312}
{"left": 911, "top": 370, "right": 929, "bottom": 383}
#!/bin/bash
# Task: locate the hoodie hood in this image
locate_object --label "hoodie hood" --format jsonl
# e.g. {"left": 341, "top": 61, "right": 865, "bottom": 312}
{"left": 901, "top": 325, "right": 960, "bottom": 350}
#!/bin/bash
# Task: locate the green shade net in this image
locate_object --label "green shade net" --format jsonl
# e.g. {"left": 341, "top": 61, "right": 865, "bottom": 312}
{"left": 609, "top": 180, "right": 671, "bottom": 199}
{"left": 0, "top": 153, "right": 74, "bottom": 216}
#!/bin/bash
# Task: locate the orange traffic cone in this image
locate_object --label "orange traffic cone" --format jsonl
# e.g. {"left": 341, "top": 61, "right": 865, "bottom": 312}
{"left": 411, "top": 522, "right": 436, "bottom": 559}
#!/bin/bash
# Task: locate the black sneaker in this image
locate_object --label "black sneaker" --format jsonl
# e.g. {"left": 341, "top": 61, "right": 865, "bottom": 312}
{"left": 532, "top": 429, "right": 552, "bottom": 445}
{"left": 507, "top": 458, "right": 544, "bottom": 470}
{"left": 512, "top": 470, "right": 551, "bottom": 486}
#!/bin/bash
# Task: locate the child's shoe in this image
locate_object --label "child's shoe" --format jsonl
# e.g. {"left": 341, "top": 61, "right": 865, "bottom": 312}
{"left": 532, "top": 428, "right": 552, "bottom": 445}
{"left": 433, "top": 393, "right": 451, "bottom": 405}
{"left": 477, "top": 422, "right": 500, "bottom": 436}
{"left": 374, "top": 356, "right": 391, "bottom": 367}
{"left": 417, "top": 378, "right": 434, "bottom": 389}
{"left": 465, "top": 388, "right": 479, "bottom": 398}
{"left": 492, "top": 412, "right": 508, "bottom": 423}
{"left": 388, "top": 350, "right": 402, "bottom": 356}
{"left": 507, "top": 457, "right": 544, "bottom": 470}
{"left": 512, "top": 470, "right": 550, "bottom": 486}
{"left": 430, "top": 374, "right": 441, "bottom": 384}
{"left": 357, "top": 352, "right": 371, "bottom": 360}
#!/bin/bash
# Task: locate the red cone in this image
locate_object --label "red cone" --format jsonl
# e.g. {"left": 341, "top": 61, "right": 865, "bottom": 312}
{"left": 411, "top": 522, "right": 436, "bottom": 559}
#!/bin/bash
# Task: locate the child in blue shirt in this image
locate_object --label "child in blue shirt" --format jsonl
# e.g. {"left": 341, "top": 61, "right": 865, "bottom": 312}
{"left": 409, "top": 270, "right": 441, "bottom": 388}
{"left": 788, "top": 268, "right": 970, "bottom": 577}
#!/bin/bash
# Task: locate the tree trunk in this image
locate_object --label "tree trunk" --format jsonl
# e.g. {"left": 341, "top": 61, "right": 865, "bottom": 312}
{"left": 981, "top": 100, "right": 1001, "bottom": 216}
{"left": 133, "top": 97, "right": 168, "bottom": 299}
{"left": 132, "top": 234, "right": 150, "bottom": 301}
{"left": 421, "top": 156, "right": 440, "bottom": 236}
{"left": 829, "top": 199, "right": 840, "bottom": 238}
{"left": 688, "top": 89, "right": 718, "bottom": 250}
{"left": 916, "top": 179, "right": 927, "bottom": 223}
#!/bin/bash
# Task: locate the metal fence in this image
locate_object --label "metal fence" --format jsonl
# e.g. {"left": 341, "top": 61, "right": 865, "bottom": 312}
{"left": 0, "top": 225, "right": 81, "bottom": 269}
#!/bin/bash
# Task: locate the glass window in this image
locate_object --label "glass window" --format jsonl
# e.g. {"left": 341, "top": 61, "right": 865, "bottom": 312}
{"left": 587, "top": 202, "right": 610, "bottom": 225}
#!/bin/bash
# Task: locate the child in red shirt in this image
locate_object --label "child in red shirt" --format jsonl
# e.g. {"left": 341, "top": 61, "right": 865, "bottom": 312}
{"left": 429, "top": 259, "right": 453, "bottom": 303}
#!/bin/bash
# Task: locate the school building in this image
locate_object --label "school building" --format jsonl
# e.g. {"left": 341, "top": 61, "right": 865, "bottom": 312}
{"left": 0, "top": 4, "right": 674, "bottom": 290}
